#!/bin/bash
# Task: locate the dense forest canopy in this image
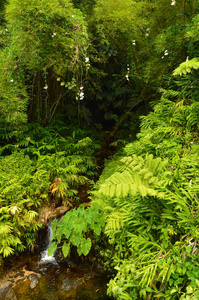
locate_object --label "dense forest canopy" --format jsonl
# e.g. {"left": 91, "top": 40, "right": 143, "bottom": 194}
{"left": 0, "top": 0, "right": 199, "bottom": 299}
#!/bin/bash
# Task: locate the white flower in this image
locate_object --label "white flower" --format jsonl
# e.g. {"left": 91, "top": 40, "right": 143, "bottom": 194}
{"left": 77, "top": 90, "right": 85, "bottom": 100}
{"left": 125, "top": 74, "right": 129, "bottom": 81}
{"left": 171, "top": 0, "right": 175, "bottom": 5}
{"left": 145, "top": 28, "right": 150, "bottom": 37}
{"left": 132, "top": 40, "right": 136, "bottom": 45}
{"left": 52, "top": 32, "right": 57, "bottom": 37}
{"left": 80, "top": 86, "right": 84, "bottom": 90}
{"left": 186, "top": 56, "right": 189, "bottom": 62}
{"left": 164, "top": 50, "right": 168, "bottom": 56}
{"left": 10, "top": 79, "right": 13, "bottom": 82}
{"left": 85, "top": 57, "right": 89, "bottom": 63}
{"left": 72, "top": 15, "right": 74, "bottom": 17}
{"left": 43, "top": 85, "right": 48, "bottom": 90}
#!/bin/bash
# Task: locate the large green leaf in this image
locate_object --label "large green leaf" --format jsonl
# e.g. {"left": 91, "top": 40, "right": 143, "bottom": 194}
{"left": 70, "top": 232, "right": 81, "bottom": 247}
{"left": 62, "top": 242, "right": 70, "bottom": 257}
{"left": 48, "top": 242, "right": 57, "bottom": 256}
{"left": 63, "top": 228, "right": 72, "bottom": 239}
{"left": 51, "top": 218, "right": 57, "bottom": 232}
{"left": 91, "top": 223, "right": 102, "bottom": 236}
{"left": 80, "top": 238, "right": 91, "bottom": 256}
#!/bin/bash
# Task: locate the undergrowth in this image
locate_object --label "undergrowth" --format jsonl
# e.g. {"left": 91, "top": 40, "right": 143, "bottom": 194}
{"left": 0, "top": 118, "right": 102, "bottom": 259}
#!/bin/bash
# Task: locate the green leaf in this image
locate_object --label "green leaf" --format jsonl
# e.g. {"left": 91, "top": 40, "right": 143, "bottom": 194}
{"left": 70, "top": 232, "right": 81, "bottom": 247}
{"left": 80, "top": 238, "right": 91, "bottom": 256}
{"left": 48, "top": 242, "right": 57, "bottom": 256}
{"left": 92, "top": 223, "right": 101, "bottom": 235}
{"left": 186, "top": 286, "right": 193, "bottom": 294}
{"left": 170, "top": 288, "right": 178, "bottom": 294}
{"left": 64, "top": 228, "right": 71, "bottom": 239}
{"left": 62, "top": 242, "right": 70, "bottom": 257}
{"left": 51, "top": 218, "right": 57, "bottom": 232}
{"left": 1, "top": 246, "right": 14, "bottom": 257}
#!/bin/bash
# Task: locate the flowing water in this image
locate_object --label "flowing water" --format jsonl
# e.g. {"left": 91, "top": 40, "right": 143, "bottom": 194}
{"left": 39, "top": 220, "right": 58, "bottom": 265}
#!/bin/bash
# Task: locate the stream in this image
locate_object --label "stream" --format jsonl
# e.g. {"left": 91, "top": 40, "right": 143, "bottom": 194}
{"left": 2, "top": 220, "right": 112, "bottom": 300}
{"left": 1, "top": 141, "right": 116, "bottom": 300}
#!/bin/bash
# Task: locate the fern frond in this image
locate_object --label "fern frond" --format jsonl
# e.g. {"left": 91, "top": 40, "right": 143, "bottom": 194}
{"left": 173, "top": 58, "right": 199, "bottom": 76}
{"left": 0, "top": 223, "right": 13, "bottom": 235}
{"left": 98, "top": 154, "right": 168, "bottom": 199}
{"left": 105, "top": 212, "right": 124, "bottom": 235}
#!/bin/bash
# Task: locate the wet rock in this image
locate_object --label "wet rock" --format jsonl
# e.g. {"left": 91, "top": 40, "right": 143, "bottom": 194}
{"left": 37, "top": 204, "right": 70, "bottom": 225}
{"left": 5, "top": 288, "right": 17, "bottom": 300}
{"left": 61, "top": 278, "right": 83, "bottom": 292}
{"left": 52, "top": 205, "right": 70, "bottom": 218}
{"left": 28, "top": 273, "right": 41, "bottom": 289}
{"left": 39, "top": 267, "right": 48, "bottom": 274}
{"left": 0, "top": 280, "right": 12, "bottom": 300}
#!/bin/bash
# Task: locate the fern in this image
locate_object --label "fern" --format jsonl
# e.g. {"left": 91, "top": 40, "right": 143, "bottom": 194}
{"left": 173, "top": 58, "right": 199, "bottom": 76}
{"left": 93, "top": 77, "right": 199, "bottom": 299}
{"left": 97, "top": 154, "right": 168, "bottom": 199}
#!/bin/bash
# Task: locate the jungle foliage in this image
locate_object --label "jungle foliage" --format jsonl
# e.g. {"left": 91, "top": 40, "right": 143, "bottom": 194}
{"left": 0, "top": 0, "right": 199, "bottom": 299}
{"left": 0, "top": 119, "right": 101, "bottom": 259}
{"left": 90, "top": 64, "right": 199, "bottom": 299}
{"left": 50, "top": 61, "right": 199, "bottom": 299}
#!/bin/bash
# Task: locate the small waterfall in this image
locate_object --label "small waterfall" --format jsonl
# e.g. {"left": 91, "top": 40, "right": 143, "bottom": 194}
{"left": 39, "top": 220, "right": 58, "bottom": 265}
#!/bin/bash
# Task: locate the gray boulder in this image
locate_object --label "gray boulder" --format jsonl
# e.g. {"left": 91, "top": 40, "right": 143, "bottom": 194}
{"left": 0, "top": 281, "right": 12, "bottom": 300}
{"left": 0, "top": 280, "right": 17, "bottom": 300}
{"left": 61, "top": 277, "right": 83, "bottom": 292}
{"left": 5, "top": 288, "right": 17, "bottom": 300}
{"left": 28, "top": 273, "right": 41, "bottom": 289}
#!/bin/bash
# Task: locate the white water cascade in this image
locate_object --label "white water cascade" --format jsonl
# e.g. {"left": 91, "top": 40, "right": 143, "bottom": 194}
{"left": 39, "top": 220, "right": 58, "bottom": 265}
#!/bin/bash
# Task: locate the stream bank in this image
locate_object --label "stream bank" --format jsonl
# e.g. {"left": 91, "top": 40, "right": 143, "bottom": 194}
{"left": 1, "top": 242, "right": 112, "bottom": 300}
{"left": 1, "top": 202, "right": 113, "bottom": 300}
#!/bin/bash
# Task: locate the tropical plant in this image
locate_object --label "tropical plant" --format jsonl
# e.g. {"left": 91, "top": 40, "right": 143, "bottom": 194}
{"left": 89, "top": 58, "right": 199, "bottom": 299}
{"left": 0, "top": 152, "right": 47, "bottom": 257}
{"left": 48, "top": 202, "right": 105, "bottom": 257}
{"left": 92, "top": 141, "right": 199, "bottom": 299}
{"left": 0, "top": 119, "right": 101, "bottom": 261}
